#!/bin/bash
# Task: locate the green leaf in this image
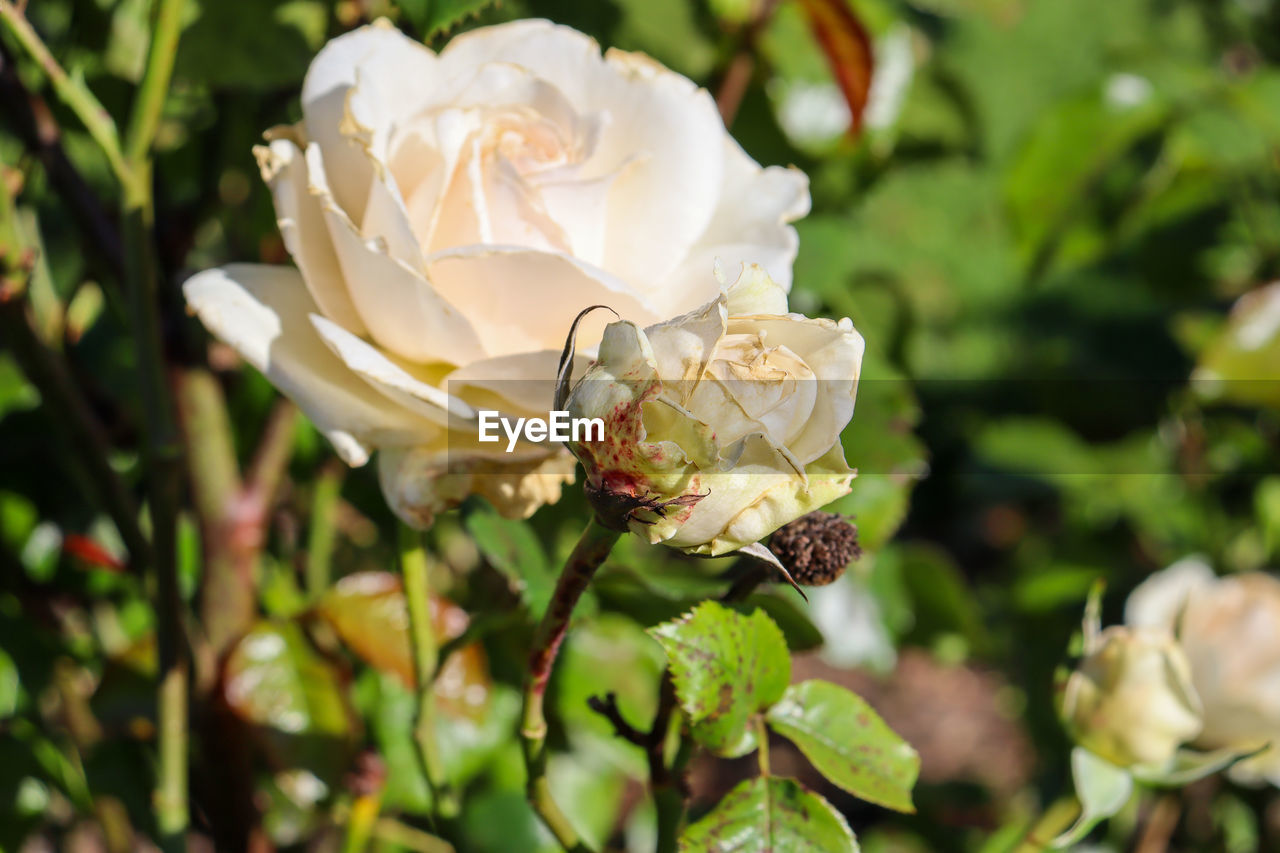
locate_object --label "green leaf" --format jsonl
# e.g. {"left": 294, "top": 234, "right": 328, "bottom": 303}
{"left": 678, "top": 776, "right": 857, "bottom": 852}
{"left": 765, "top": 680, "right": 919, "bottom": 813}
{"left": 223, "top": 621, "right": 357, "bottom": 781}
{"left": 176, "top": 0, "right": 327, "bottom": 90}
{"left": 354, "top": 670, "right": 519, "bottom": 814}
{"left": 649, "top": 602, "right": 790, "bottom": 757}
{"left": 399, "top": 0, "right": 497, "bottom": 38}
{"left": 465, "top": 510, "right": 555, "bottom": 613}
{"left": 1052, "top": 747, "right": 1133, "bottom": 848}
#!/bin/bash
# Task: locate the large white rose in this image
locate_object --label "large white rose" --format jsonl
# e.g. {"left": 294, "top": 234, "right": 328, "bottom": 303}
{"left": 564, "top": 264, "right": 862, "bottom": 556}
{"left": 183, "top": 19, "right": 809, "bottom": 526}
{"left": 1127, "top": 559, "right": 1280, "bottom": 785}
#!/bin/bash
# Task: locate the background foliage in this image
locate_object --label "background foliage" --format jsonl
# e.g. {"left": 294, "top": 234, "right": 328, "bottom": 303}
{"left": 2, "top": 0, "right": 1279, "bottom": 850}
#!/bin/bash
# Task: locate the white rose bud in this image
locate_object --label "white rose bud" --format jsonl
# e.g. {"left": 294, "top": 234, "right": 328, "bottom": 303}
{"left": 565, "top": 264, "right": 863, "bottom": 556}
{"left": 182, "top": 19, "right": 809, "bottom": 527}
{"left": 1127, "top": 560, "right": 1280, "bottom": 785}
{"left": 1060, "top": 624, "right": 1203, "bottom": 770}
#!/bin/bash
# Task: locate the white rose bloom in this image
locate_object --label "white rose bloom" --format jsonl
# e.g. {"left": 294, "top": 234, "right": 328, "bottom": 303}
{"left": 1127, "top": 561, "right": 1280, "bottom": 786}
{"left": 183, "top": 19, "right": 809, "bottom": 526}
{"left": 565, "top": 264, "right": 862, "bottom": 555}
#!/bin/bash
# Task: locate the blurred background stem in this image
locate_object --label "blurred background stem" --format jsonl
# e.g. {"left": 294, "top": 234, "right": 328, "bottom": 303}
{"left": 120, "top": 0, "right": 188, "bottom": 847}
{"left": 0, "top": 172, "right": 150, "bottom": 568}
{"left": 0, "top": 0, "right": 129, "bottom": 181}
{"left": 400, "top": 524, "right": 458, "bottom": 820}
{"left": 307, "top": 460, "right": 345, "bottom": 600}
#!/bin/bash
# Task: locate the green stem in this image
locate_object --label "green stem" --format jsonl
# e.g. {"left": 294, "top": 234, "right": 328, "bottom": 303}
{"left": 120, "top": 2, "right": 189, "bottom": 847}
{"left": 306, "top": 461, "right": 344, "bottom": 600}
{"left": 371, "top": 817, "right": 456, "bottom": 853}
{"left": 655, "top": 732, "right": 694, "bottom": 853}
{"left": 399, "top": 525, "right": 458, "bottom": 820}
{"left": 651, "top": 671, "right": 690, "bottom": 853}
{"left": 755, "top": 716, "right": 770, "bottom": 777}
{"left": 123, "top": 0, "right": 185, "bottom": 168}
{"left": 1014, "top": 796, "right": 1081, "bottom": 853}
{"left": 0, "top": 0, "right": 130, "bottom": 182}
{"left": 521, "top": 518, "right": 620, "bottom": 853}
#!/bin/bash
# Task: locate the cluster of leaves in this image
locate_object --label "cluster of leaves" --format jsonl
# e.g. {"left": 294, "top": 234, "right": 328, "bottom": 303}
{"left": 652, "top": 601, "right": 917, "bottom": 850}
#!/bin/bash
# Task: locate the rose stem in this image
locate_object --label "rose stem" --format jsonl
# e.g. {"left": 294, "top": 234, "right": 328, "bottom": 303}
{"left": 1013, "top": 796, "right": 1082, "bottom": 853}
{"left": 0, "top": 1, "right": 131, "bottom": 183}
{"left": 120, "top": 1, "right": 190, "bottom": 846}
{"left": 4, "top": 1, "right": 191, "bottom": 846}
{"left": 521, "top": 517, "right": 621, "bottom": 853}
{"left": 400, "top": 524, "right": 459, "bottom": 820}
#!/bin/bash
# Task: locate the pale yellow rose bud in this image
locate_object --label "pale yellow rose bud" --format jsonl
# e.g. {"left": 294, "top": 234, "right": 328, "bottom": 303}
{"left": 1061, "top": 625, "right": 1203, "bottom": 770}
{"left": 565, "top": 264, "right": 863, "bottom": 556}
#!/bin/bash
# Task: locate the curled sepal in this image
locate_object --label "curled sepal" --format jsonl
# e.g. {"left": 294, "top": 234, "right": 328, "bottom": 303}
{"left": 1051, "top": 747, "right": 1133, "bottom": 849}
{"left": 554, "top": 304, "right": 617, "bottom": 412}
{"left": 1132, "top": 743, "right": 1271, "bottom": 787}
{"left": 1082, "top": 578, "right": 1105, "bottom": 652}
{"left": 736, "top": 541, "right": 807, "bottom": 601}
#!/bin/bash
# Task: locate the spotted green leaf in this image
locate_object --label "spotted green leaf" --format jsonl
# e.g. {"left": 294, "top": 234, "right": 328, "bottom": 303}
{"left": 766, "top": 679, "right": 919, "bottom": 813}
{"left": 649, "top": 602, "right": 790, "bottom": 757}
{"left": 679, "top": 776, "right": 857, "bottom": 852}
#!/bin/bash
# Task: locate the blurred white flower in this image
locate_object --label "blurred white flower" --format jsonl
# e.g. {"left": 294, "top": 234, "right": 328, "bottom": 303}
{"left": 1128, "top": 562, "right": 1280, "bottom": 786}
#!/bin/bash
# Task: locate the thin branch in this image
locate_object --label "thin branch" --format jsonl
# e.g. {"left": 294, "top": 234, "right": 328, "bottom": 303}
{"left": 175, "top": 368, "right": 248, "bottom": 661}
{"left": 1135, "top": 794, "right": 1181, "bottom": 853}
{"left": 586, "top": 692, "right": 649, "bottom": 747}
{"left": 0, "top": 43, "right": 124, "bottom": 279}
{"left": 0, "top": 0, "right": 130, "bottom": 182}
{"left": 714, "top": 0, "right": 782, "bottom": 128}
{"left": 243, "top": 399, "right": 297, "bottom": 507}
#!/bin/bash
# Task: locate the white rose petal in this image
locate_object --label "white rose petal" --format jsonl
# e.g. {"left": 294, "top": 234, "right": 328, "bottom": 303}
{"left": 186, "top": 19, "right": 811, "bottom": 524}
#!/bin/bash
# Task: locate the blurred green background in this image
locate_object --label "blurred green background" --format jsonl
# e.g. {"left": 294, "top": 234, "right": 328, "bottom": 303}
{"left": 2, "top": 0, "right": 1280, "bottom": 850}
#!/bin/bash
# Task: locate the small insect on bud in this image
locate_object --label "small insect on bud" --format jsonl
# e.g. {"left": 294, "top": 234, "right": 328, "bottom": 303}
{"left": 767, "top": 511, "right": 861, "bottom": 587}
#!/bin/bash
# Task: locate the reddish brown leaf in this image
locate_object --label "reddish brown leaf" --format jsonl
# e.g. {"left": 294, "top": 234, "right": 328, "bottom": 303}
{"left": 63, "top": 533, "right": 126, "bottom": 572}
{"left": 797, "top": 0, "right": 875, "bottom": 135}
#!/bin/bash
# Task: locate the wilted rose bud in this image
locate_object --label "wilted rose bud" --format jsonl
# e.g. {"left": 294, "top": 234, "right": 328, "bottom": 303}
{"left": 1060, "top": 625, "right": 1203, "bottom": 770}
{"left": 565, "top": 264, "right": 863, "bottom": 555}
{"left": 1127, "top": 560, "right": 1280, "bottom": 786}
{"left": 768, "top": 511, "right": 860, "bottom": 586}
